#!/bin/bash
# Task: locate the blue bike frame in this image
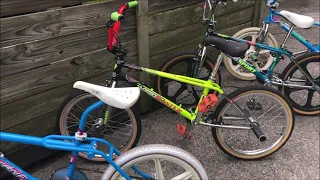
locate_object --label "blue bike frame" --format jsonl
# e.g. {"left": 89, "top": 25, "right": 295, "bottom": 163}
{"left": 0, "top": 100, "right": 152, "bottom": 180}
{"left": 265, "top": 8, "right": 320, "bottom": 52}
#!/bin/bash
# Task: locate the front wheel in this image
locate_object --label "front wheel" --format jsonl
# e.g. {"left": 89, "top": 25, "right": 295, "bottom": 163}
{"left": 102, "top": 144, "right": 208, "bottom": 180}
{"left": 223, "top": 27, "right": 279, "bottom": 80}
{"left": 210, "top": 85, "right": 295, "bottom": 160}
{"left": 156, "top": 51, "right": 221, "bottom": 107}
{"left": 57, "top": 90, "right": 142, "bottom": 161}
{"left": 279, "top": 52, "right": 320, "bottom": 115}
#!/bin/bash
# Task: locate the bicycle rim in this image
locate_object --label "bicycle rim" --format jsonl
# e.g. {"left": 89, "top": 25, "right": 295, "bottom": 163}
{"left": 109, "top": 154, "right": 202, "bottom": 179}
{"left": 59, "top": 93, "right": 138, "bottom": 160}
{"left": 214, "top": 90, "right": 293, "bottom": 159}
{"left": 281, "top": 56, "right": 320, "bottom": 115}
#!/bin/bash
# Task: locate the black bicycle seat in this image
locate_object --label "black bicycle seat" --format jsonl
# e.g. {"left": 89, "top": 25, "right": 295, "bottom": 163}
{"left": 203, "top": 36, "right": 249, "bottom": 57}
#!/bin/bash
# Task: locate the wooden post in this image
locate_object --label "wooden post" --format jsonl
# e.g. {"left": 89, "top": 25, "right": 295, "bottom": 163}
{"left": 137, "top": 0, "right": 151, "bottom": 113}
{"left": 253, "top": 0, "right": 263, "bottom": 26}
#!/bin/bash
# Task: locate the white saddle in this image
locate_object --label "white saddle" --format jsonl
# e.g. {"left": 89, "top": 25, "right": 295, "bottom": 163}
{"left": 280, "top": 10, "right": 314, "bottom": 29}
{"left": 73, "top": 81, "right": 140, "bottom": 109}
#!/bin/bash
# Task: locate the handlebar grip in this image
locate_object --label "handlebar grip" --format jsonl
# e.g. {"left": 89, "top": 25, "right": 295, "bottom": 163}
{"left": 127, "top": 1, "right": 138, "bottom": 8}
{"left": 111, "top": 12, "right": 125, "bottom": 22}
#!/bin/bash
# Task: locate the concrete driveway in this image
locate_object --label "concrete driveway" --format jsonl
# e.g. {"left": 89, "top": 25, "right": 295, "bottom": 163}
{"left": 13, "top": 0, "right": 320, "bottom": 179}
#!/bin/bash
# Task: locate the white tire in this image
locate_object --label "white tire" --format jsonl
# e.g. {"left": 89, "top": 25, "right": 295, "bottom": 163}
{"left": 223, "top": 27, "right": 279, "bottom": 80}
{"left": 102, "top": 144, "right": 208, "bottom": 180}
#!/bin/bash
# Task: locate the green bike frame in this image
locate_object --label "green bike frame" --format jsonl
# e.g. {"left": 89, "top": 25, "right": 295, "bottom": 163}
{"left": 111, "top": 59, "right": 223, "bottom": 124}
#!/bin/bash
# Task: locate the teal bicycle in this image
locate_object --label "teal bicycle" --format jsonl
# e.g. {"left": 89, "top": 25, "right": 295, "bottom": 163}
{"left": 157, "top": 0, "right": 320, "bottom": 115}
{"left": 223, "top": 0, "right": 319, "bottom": 81}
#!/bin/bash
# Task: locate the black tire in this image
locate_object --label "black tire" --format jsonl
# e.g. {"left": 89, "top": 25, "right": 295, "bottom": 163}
{"left": 210, "top": 85, "right": 295, "bottom": 160}
{"left": 57, "top": 89, "right": 141, "bottom": 161}
{"left": 279, "top": 52, "right": 320, "bottom": 115}
{"left": 156, "top": 51, "right": 221, "bottom": 107}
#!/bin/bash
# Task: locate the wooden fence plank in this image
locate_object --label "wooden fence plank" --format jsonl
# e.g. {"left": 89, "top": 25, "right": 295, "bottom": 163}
{"left": 0, "top": 40, "right": 138, "bottom": 106}
{"left": 0, "top": 71, "right": 109, "bottom": 130}
{"left": 1, "top": 111, "right": 58, "bottom": 154}
{"left": 148, "top": 0, "right": 255, "bottom": 35}
{"left": 253, "top": 0, "right": 264, "bottom": 26}
{"left": 137, "top": 0, "right": 151, "bottom": 112}
{"left": 0, "top": 0, "right": 131, "bottom": 47}
{"left": 1, "top": 26, "right": 136, "bottom": 78}
{"left": 0, "top": 0, "right": 89, "bottom": 18}
{"left": 148, "top": 0, "right": 202, "bottom": 14}
{"left": 150, "top": 6, "right": 254, "bottom": 57}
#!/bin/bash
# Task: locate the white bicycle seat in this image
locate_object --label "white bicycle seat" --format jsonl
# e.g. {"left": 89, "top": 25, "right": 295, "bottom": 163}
{"left": 73, "top": 81, "right": 140, "bottom": 109}
{"left": 280, "top": 10, "right": 314, "bottom": 29}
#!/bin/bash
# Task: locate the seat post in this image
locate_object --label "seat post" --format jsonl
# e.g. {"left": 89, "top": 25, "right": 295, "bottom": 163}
{"left": 280, "top": 23, "right": 294, "bottom": 49}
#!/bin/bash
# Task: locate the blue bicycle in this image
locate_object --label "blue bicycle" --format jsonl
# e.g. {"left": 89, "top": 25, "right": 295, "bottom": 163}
{"left": 0, "top": 81, "right": 208, "bottom": 180}
{"left": 157, "top": 0, "right": 319, "bottom": 115}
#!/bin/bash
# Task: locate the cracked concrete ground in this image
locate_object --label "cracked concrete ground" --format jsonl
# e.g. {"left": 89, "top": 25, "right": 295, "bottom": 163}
{"left": 5, "top": 0, "right": 319, "bottom": 179}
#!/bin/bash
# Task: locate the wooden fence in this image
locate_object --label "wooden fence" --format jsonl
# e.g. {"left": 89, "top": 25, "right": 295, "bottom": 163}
{"left": 0, "top": 0, "right": 263, "bottom": 175}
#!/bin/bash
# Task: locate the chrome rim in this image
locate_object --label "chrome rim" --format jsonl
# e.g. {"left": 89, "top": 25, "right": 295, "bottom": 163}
{"left": 217, "top": 92, "right": 290, "bottom": 156}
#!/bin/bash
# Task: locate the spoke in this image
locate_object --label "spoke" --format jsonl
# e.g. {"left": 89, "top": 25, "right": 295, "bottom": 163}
{"left": 171, "top": 85, "right": 187, "bottom": 101}
{"left": 249, "top": 34, "right": 257, "bottom": 51}
{"left": 234, "top": 64, "right": 242, "bottom": 71}
{"left": 103, "top": 128, "right": 131, "bottom": 137}
{"left": 259, "top": 49, "right": 271, "bottom": 55}
{"left": 107, "top": 120, "right": 131, "bottom": 129}
{"left": 69, "top": 112, "right": 80, "bottom": 121}
{"left": 75, "top": 103, "right": 97, "bottom": 121}
{"left": 176, "top": 93, "right": 194, "bottom": 102}
{"left": 171, "top": 171, "right": 193, "bottom": 180}
{"left": 109, "top": 110, "right": 128, "bottom": 119}
{"left": 248, "top": 129, "right": 254, "bottom": 151}
{"left": 305, "top": 90, "right": 315, "bottom": 107}
{"left": 187, "top": 60, "right": 195, "bottom": 77}
{"left": 253, "top": 61, "right": 261, "bottom": 71}
{"left": 262, "top": 124, "right": 286, "bottom": 128}
{"left": 285, "top": 86, "right": 303, "bottom": 94}
{"left": 70, "top": 107, "right": 84, "bottom": 114}
{"left": 67, "top": 124, "right": 79, "bottom": 128}
{"left": 192, "top": 87, "right": 201, "bottom": 102}
{"left": 260, "top": 110, "right": 283, "bottom": 128}
{"left": 251, "top": 34, "right": 258, "bottom": 43}
{"left": 256, "top": 105, "right": 276, "bottom": 120}
{"left": 154, "top": 158, "right": 165, "bottom": 180}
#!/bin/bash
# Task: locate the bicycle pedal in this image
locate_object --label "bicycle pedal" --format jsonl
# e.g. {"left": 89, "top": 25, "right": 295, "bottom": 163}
{"left": 198, "top": 94, "right": 218, "bottom": 113}
{"left": 176, "top": 124, "right": 192, "bottom": 139}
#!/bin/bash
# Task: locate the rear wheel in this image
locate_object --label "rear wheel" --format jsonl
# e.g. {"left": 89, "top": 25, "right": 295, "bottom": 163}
{"left": 279, "top": 52, "right": 320, "bottom": 115}
{"left": 156, "top": 51, "right": 221, "bottom": 107}
{"left": 210, "top": 85, "right": 295, "bottom": 160}
{"left": 57, "top": 90, "right": 141, "bottom": 161}
{"left": 223, "top": 27, "right": 279, "bottom": 80}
